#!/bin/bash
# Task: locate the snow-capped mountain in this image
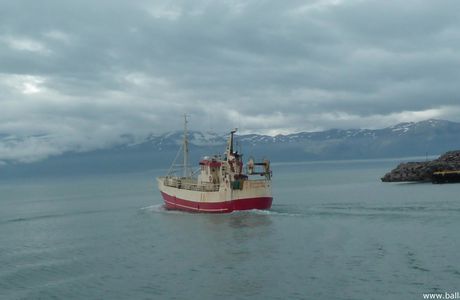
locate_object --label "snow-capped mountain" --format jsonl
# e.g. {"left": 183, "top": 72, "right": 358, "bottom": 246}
{"left": 1, "top": 119, "right": 460, "bottom": 177}
{"left": 127, "top": 119, "right": 459, "bottom": 151}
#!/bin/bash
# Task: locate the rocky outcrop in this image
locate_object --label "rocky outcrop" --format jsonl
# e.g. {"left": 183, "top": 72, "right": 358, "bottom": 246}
{"left": 381, "top": 150, "right": 460, "bottom": 182}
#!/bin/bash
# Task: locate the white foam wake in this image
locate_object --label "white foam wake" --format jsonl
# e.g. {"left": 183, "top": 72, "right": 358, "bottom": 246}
{"left": 231, "top": 209, "right": 302, "bottom": 217}
{"left": 140, "top": 204, "right": 188, "bottom": 215}
{"left": 140, "top": 204, "right": 302, "bottom": 217}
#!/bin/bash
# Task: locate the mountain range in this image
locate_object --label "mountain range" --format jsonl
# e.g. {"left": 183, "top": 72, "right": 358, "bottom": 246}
{"left": 1, "top": 119, "right": 460, "bottom": 178}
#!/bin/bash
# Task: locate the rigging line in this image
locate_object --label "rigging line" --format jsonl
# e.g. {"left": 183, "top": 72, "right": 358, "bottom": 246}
{"left": 167, "top": 142, "right": 183, "bottom": 176}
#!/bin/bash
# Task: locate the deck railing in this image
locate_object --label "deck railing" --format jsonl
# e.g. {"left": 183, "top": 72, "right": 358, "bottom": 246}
{"left": 163, "top": 177, "right": 220, "bottom": 192}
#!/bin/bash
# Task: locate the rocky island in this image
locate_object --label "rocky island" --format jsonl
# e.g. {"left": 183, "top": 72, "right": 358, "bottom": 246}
{"left": 381, "top": 150, "right": 460, "bottom": 182}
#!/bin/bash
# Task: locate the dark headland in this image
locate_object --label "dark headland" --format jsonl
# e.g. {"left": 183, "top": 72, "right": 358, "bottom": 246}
{"left": 381, "top": 150, "right": 460, "bottom": 183}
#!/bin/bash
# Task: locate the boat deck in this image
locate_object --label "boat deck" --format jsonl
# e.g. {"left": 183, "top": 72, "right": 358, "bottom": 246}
{"left": 161, "top": 176, "right": 220, "bottom": 192}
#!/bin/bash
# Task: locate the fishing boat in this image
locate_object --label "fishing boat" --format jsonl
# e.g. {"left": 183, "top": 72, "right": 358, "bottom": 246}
{"left": 157, "top": 116, "right": 273, "bottom": 213}
{"left": 432, "top": 170, "right": 460, "bottom": 184}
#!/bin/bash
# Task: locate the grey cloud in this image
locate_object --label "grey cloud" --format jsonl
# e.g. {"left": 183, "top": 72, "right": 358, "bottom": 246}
{"left": 1, "top": 0, "right": 460, "bottom": 162}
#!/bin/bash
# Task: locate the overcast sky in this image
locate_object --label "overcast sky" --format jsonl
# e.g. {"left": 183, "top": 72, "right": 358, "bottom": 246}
{"left": 1, "top": 0, "right": 460, "bottom": 161}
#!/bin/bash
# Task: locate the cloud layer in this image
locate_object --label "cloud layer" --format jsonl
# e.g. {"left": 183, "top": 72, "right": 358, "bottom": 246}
{"left": 1, "top": 0, "right": 460, "bottom": 161}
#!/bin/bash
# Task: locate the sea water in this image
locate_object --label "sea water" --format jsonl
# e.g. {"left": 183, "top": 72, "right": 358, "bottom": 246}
{"left": 1, "top": 159, "right": 460, "bottom": 300}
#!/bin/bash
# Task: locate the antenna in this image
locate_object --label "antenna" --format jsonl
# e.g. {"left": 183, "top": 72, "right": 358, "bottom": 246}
{"left": 238, "top": 114, "right": 241, "bottom": 135}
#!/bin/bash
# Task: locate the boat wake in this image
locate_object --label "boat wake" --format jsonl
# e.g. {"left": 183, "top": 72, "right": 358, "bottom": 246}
{"left": 230, "top": 209, "right": 302, "bottom": 217}
{"left": 140, "top": 204, "right": 188, "bottom": 215}
{"left": 140, "top": 204, "right": 301, "bottom": 217}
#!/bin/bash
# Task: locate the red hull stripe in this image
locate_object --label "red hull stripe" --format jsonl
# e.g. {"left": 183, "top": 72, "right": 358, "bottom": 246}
{"left": 161, "top": 192, "right": 272, "bottom": 213}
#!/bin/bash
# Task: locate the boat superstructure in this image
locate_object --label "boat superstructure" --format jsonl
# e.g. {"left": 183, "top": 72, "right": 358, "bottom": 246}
{"left": 157, "top": 116, "right": 273, "bottom": 213}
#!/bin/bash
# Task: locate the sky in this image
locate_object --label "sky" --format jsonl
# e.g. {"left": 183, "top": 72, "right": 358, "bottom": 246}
{"left": 1, "top": 0, "right": 460, "bottom": 162}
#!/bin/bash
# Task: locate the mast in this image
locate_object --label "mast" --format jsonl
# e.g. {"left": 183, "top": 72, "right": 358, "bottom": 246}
{"left": 183, "top": 114, "right": 189, "bottom": 177}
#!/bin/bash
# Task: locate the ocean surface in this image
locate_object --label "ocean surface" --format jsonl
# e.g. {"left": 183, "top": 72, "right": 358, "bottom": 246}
{"left": 1, "top": 158, "right": 460, "bottom": 300}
